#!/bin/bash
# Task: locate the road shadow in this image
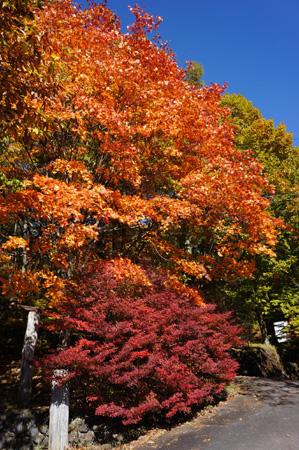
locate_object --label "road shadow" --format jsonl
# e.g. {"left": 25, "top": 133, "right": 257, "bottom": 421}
{"left": 236, "top": 376, "right": 299, "bottom": 407}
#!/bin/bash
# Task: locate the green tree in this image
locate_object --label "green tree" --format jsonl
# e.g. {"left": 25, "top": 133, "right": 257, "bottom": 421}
{"left": 219, "top": 94, "right": 299, "bottom": 337}
{"left": 185, "top": 61, "right": 204, "bottom": 87}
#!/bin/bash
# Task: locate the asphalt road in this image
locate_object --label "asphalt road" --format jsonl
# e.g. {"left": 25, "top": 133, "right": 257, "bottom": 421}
{"left": 129, "top": 377, "right": 299, "bottom": 450}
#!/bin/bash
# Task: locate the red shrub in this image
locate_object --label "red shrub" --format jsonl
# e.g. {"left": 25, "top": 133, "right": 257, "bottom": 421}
{"left": 44, "top": 261, "right": 241, "bottom": 425}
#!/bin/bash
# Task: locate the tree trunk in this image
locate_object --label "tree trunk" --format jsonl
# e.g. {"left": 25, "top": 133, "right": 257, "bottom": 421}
{"left": 48, "top": 369, "right": 69, "bottom": 450}
{"left": 19, "top": 309, "right": 40, "bottom": 407}
{"left": 257, "top": 313, "right": 270, "bottom": 344}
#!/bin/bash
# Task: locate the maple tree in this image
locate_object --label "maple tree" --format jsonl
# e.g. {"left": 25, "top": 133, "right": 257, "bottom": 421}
{"left": 0, "top": 0, "right": 56, "bottom": 173}
{"left": 0, "top": 1, "right": 278, "bottom": 304}
{"left": 0, "top": 0, "right": 41, "bottom": 140}
{"left": 0, "top": 0, "right": 281, "bottom": 423}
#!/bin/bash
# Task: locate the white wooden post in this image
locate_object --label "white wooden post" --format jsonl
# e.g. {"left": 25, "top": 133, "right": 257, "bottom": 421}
{"left": 19, "top": 308, "right": 40, "bottom": 406}
{"left": 48, "top": 369, "right": 69, "bottom": 450}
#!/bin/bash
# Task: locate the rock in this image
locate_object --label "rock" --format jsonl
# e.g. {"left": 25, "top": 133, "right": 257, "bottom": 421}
{"left": 25, "top": 420, "right": 36, "bottom": 432}
{"left": 15, "top": 422, "right": 24, "bottom": 433}
{"left": 68, "top": 417, "right": 95, "bottom": 446}
{"left": 69, "top": 417, "right": 84, "bottom": 432}
{"left": 69, "top": 429, "right": 79, "bottom": 444}
{"left": 40, "top": 435, "right": 49, "bottom": 448}
{"left": 33, "top": 432, "right": 44, "bottom": 445}
{"left": 116, "top": 434, "right": 124, "bottom": 443}
{"left": 29, "top": 425, "right": 39, "bottom": 439}
{"left": 4, "top": 430, "right": 15, "bottom": 439}
{"left": 78, "top": 421, "right": 89, "bottom": 433}
{"left": 20, "top": 435, "right": 31, "bottom": 445}
{"left": 20, "top": 409, "right": 32, "bottom": 419}
{"left": 78, "top": 430, "right": 95, "bottom": 444}
{"left": 99, "top": 444, "right": 113, "bottom": 450}
{"left": 38, "top": 424, "right": 48, "bottom": 435}
{"left": 232, "top": 344, "right": 287, "bottom": 378}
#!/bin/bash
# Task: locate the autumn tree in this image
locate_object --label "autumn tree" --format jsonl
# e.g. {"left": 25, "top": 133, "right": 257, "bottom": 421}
{"left": 0, "top": 0, "right": 59, "bottom": 407}
{"left": 0, "top": 1, "right": 279, "bottom": 311}
{"left": 0, "top": 0, "right": 280, "bottom": 434}
{"left": 1, "top": 0, "right": 40, "bottom": 138}
{"left": 0, "top": 0, "right": 56, "bottom": 163}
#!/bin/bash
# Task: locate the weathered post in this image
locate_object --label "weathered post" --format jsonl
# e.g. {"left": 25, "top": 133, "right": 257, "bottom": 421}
{"left": 48, "top": 369, "right": 69, "bottom": 450}
{"left": 19, "top": 306, "right": 40, "bottom": 407}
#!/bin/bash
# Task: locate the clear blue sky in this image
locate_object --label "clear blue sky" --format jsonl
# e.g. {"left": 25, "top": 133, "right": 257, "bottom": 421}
{"left": 78, "top": 0, "right": 299, "bottom": 145}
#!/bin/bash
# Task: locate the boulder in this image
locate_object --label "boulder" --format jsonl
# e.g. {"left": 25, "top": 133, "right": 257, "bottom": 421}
{"left": 232, "top": 344, "right": 287, "bottom": 379}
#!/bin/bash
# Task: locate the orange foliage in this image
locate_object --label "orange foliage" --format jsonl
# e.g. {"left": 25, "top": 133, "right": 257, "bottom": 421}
{"left": 0, "top": 1, "right": 279, "bottom": 311}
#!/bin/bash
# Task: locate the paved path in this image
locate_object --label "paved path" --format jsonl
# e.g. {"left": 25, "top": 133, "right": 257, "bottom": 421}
{"left": 128, "top": 377, "right": 299, "bottom": 450}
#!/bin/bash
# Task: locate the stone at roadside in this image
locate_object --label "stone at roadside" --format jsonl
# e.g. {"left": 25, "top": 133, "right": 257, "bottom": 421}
{"left": 232, "top": 344, "right": 287, "bottom": 378}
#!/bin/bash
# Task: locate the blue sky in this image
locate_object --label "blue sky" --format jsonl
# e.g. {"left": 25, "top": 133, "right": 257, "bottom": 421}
{"left": 78, "top": 0, "right": 299, "bottom": 145}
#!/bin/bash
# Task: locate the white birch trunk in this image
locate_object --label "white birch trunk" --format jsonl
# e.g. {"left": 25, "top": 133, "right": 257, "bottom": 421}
{"left": 48, "top": 369, "right": 69, "bottom": 450}
{"left": 19, "top": 309, "right": 40, "bottom": 406}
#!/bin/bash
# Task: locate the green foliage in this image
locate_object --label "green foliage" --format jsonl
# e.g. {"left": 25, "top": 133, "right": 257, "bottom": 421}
{"left": 220, "top": 93, "right": 299, "bottom": 337}
{"left": 222, "top": 94, "right": 298, "bottom": 191}
{"left": 185, "top": 61, "right": 204, "bottom": 87}
{"left": 0, "top": 173, "right": 23, "bottom": 193}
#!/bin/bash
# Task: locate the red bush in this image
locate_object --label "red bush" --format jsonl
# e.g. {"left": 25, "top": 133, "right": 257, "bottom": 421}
{"left": 44, "top": 261, "right": 241, "bottom": 425}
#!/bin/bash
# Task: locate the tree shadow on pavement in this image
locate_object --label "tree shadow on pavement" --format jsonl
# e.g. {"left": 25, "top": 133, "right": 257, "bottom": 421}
{"left": 236, "top": 376, "right": 299, "bottom": 407}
